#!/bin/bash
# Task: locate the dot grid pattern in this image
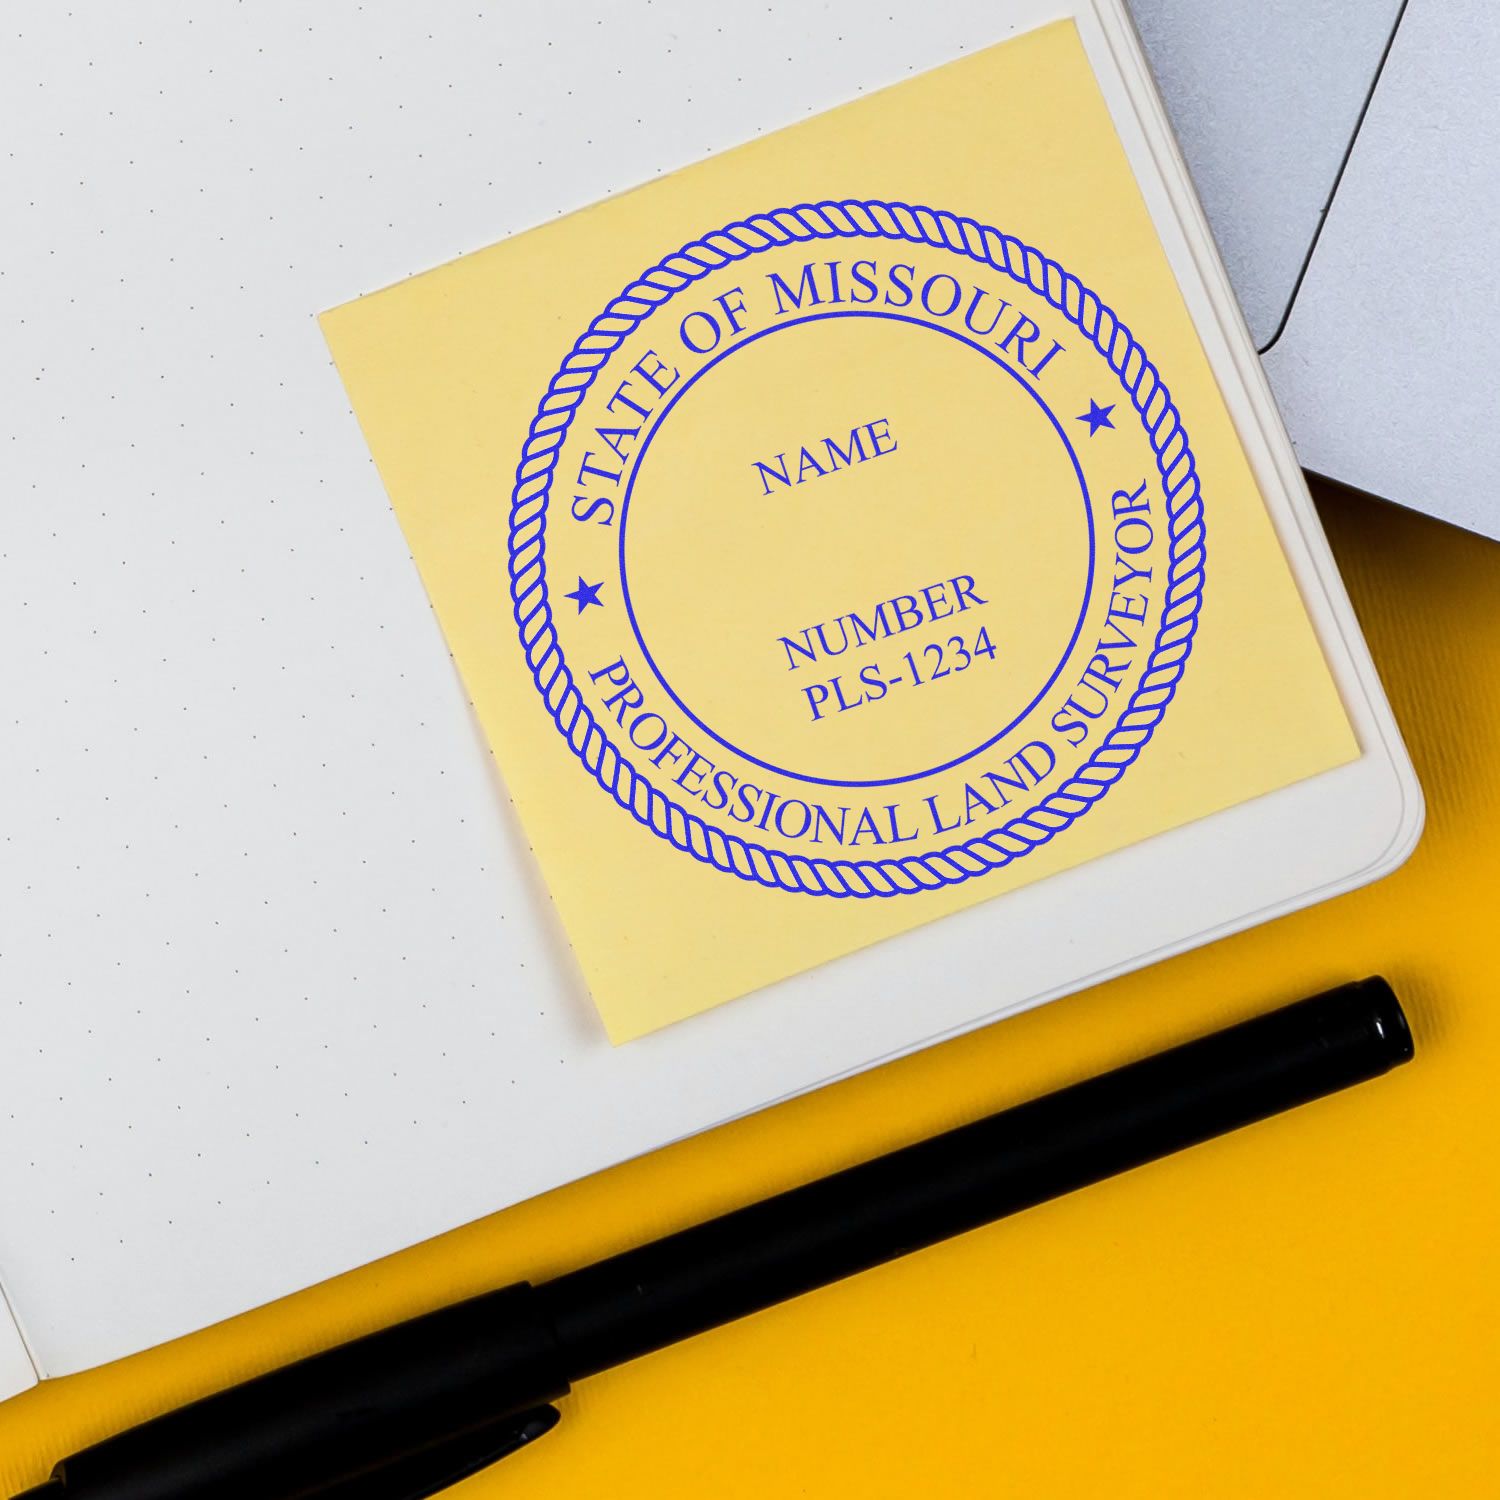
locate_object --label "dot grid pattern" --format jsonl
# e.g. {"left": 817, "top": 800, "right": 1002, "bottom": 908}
{"left": 0, "top": 0, "right": 1035, "bottom": 1377}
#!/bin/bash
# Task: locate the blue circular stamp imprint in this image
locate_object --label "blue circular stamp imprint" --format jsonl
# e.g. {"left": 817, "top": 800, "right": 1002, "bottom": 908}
{"left": 506, "top": 200, "right": 1206, "bottom": 899}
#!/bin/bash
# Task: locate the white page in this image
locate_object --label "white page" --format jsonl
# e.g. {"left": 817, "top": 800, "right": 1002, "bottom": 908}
{"left": 0, "top": 1292, "right": 36, "bottom": 1400}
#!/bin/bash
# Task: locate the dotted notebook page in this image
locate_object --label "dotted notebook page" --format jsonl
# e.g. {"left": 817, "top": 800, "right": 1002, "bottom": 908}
{"left": 0, "top": 0, "right": 1044, "bottom": 1376}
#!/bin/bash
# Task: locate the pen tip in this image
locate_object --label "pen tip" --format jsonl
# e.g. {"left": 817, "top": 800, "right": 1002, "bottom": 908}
{"left": 516, "top": 1405, "right": 562, "bottom": 1446}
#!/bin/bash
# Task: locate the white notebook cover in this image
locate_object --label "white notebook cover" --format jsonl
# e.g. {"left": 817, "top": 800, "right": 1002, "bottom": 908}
{"left": 0, "top": 0, "right": 1418, "bottom": 1397}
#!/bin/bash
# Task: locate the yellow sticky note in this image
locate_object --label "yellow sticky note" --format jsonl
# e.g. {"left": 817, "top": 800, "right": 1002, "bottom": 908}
{"left": 321, "top": 20, "right": 1357, "bottom": 1042}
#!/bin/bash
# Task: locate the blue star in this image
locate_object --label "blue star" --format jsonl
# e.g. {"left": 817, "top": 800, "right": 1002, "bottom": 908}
{"left": 564, "top": 576, "right": 604, "bottom": 612}
{"left": 1077, "top": 399, "right": 1116, "bottom": 436}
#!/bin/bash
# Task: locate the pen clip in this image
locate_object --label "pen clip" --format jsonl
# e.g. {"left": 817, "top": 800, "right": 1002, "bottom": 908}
{"left": 314, "top": 1405, "right": 562, "bottom": 1500}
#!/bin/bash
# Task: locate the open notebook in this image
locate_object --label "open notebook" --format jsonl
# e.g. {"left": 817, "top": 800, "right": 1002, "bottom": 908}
{"left": 0, "top": 0, "right": 1418, "bottom": 1398}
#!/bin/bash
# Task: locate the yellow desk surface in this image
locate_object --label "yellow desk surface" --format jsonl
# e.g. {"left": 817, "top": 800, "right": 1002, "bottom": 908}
{"left": 4, "top": 482, "right": 1498, "bottom": 1496}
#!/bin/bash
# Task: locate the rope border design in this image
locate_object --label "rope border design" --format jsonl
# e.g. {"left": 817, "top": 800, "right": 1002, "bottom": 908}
{"left": 507, "top": 200, "right": 1206, "bottom": 898}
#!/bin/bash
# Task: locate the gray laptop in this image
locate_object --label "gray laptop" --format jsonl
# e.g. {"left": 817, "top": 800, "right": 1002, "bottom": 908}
{"left": 1130, "top": 0, "right": 1500, "bottom": 541}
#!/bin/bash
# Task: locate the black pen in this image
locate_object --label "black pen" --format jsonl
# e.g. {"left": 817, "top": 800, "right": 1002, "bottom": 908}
{"left": 15, "top": 977, "right": 1414, "bottom": 1500}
